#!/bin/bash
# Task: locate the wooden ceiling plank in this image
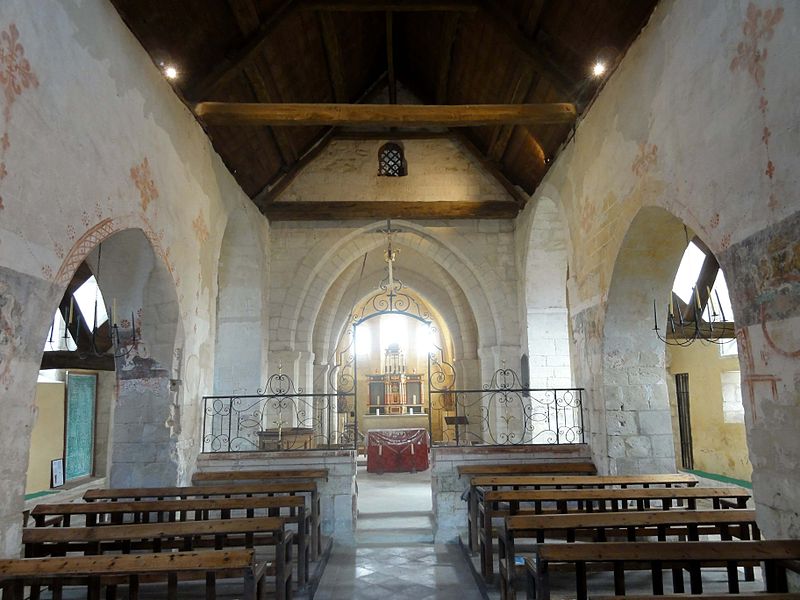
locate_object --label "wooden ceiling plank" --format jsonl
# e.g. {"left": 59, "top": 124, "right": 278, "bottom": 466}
{"left": 303, "top": 1, "right": 478, "bottom": 12}
{"left": 227, "top": 0, "right": 262, "bottom": 34}
{"left": 41, "top": 351, "right": 115, "bottom": 372}
{"left": 478, "top": 0, "right": 575, "bottom": 99}
{"left": 386, "top": 12, "right": 397, "bottom": 104}
{"left": 436, "top": 12, "right": 461, "bottom": 104}
{"left": 488, "top": 67, "right": 536, "bottom": 162}
{"left": 318, "top": 11, "right": 348, "bottom": 102}
{"left": 264, "top": 200, "right": 519, "bottom": 220}
{"left": 243, "top": 66, "right": 298, "bottom": 164}
{"left": 452, "top": 131, "right": 527, "bottom": 206}
{"left": 195, "top": 102, "right": 577, "bottom": 126}
{"left": 188, "top": 0, "right": 297, "bottom": 101}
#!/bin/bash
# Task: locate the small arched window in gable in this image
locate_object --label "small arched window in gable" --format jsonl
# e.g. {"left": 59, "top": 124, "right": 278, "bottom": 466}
{"left": 378, "top": 142, "right": 407, "bottom": 177}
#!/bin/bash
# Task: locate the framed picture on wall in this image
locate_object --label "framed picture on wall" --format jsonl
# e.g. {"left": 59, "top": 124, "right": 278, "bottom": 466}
{"left": 51, "top": 458, "right": 65, "bottom": 488}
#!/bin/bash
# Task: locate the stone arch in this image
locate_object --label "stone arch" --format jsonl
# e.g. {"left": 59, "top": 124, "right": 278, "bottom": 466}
{"left": 274, "top": 221, "right": 504, "bottom": 359}
{"left": 213, "top": 206, "right": 267, "bottom": 394}
{"left": 0, "top": 221, "right": 182, "bottom": 556}
{"left": 600, "top": 205, "right": 687, "bottom": 475}
{"left": 522, "top": 196, "right": 573, "bottom": 387}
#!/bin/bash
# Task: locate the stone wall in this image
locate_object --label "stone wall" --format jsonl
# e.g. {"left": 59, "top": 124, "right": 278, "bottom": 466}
{"left": 430, "top": 444, "right": 593, "bottom": 542}
{"left": 516, "top": 0, "right": 800, "bottom": 535}
{"left": 196, "top": 451, "right": 358, "bottom": 543}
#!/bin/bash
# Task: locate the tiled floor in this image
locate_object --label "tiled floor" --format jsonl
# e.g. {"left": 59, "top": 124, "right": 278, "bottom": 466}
{"left": 315, "top": 543, "right": 485, "bottom": 600}
{"left": 314, "top": 466, "right": 485, "bottom": 599}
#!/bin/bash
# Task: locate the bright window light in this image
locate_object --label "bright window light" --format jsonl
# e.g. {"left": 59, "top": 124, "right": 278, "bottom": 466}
{"left": 710, "top": 269, "right": 735, "bottom": 323}
{"left": 672, "top": 242, "right": 706, "bottom": 304}
{"left": 43, "top": 309, "right": 76, "bottom": 352}
{"left": 355, "top": 325, "right": 371, "bottom": 356}
{"left": 719, "top": 338, "right": 738, "bottom": 357}
{"left": 73, "top": 276, "right": 108, "bottom": 331}
{"left": 416, "top": 322, "right": 437, "bottom": 355}
{"left": 380, "top": 314, "right": 408, "bottom": 351}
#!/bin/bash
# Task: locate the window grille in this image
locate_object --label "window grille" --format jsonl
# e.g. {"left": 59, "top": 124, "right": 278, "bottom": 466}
{"left": 378, "top": 142, "right": 407, "bottom": 177}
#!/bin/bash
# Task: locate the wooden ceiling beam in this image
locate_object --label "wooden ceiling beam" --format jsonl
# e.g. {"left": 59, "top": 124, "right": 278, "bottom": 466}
{"left": 252, "top": 71, "right": 389, "bottom": 208}
{"left": 436, "top": 13, "right": 461, "bottom": 104}
{"left": 302, "top": 1, "right": 479, "bottom": 12}
{"left": 333, "top": 130, "right": 451, "bottom": 140}
{"left": 478, "top": 1, "right": 576, "bottom": 99}
{"left": 188, "top": 0, "right": 297, "bottom": 100}
{"left": 195, "top": 102, "right": 577, "bottom": 127}
{"left": 41, "top": 351, "right": 115, "bottom": 372}
{"left": 318, "top": 11, "right": 348, "bottom": 102}
{"left": 488, "top": 67, "right": 536, "bottom": 162}
{"left": 452, "top": 131, "right": 527, "bottom": 206}
{"left": 263, "top": 201, "right": 519, "bottom": 220}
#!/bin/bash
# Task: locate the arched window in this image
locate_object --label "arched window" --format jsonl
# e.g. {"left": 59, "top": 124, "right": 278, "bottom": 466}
{"left": 378, "top": 142, "right": 407, "bottom": 177}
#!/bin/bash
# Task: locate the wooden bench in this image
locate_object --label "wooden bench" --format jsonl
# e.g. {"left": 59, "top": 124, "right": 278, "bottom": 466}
{"left": 467, "top": 474, "right": 698, "bottom": 553}
{"left": 526, "top": 540, "right": 800, "bottom": 600}
{"left": 192, "top": 469, "right": 328, "bottom": 483}
{"left": 478, "top": 487, "right": 751, "bottom": 582}
{"left": 23, "top": 516, "right": 299, "bottom": 592}
{"left": 592, "top": 595, "right": 800, "bottom": 600}
{"left": 457, "top": 462, "right": 597, "bottom": 477}
{"left": 84, "top": 481, "right": 322, "bottom": 559}
{"left": 0, "top": 549, "right": 272, "bottom": 600}
{"left": 498, "top": 510, "right": 759, "bottom": 600}
{"left": 33, "top": 496, "right": 309, "bottom": 584}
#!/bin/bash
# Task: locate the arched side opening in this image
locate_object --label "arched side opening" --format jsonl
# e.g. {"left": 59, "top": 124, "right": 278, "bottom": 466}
{"left": 602, "top": 206, "right": 687, "bottom": 475}
{"left": 213, "top": 209, "right": 266, "bottom": 394}
{"left": 86, "top": 229, "right": 182, "bottom": 488}
{"left": 524, "top": 197, "right": 573, "bottom": 387}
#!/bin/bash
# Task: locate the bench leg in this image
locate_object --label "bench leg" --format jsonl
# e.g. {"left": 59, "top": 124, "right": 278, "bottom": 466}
{"left": 128, "top": 575, "right": 139, "bottom": 600}
{"left": 243, "top": 570, "right": 256, "bottom": 600}
{"left": 206, "top": 573, "right": 216, "bottom": 600}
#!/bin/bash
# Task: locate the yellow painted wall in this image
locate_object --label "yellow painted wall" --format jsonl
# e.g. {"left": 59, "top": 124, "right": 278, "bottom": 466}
{"left": 667, "top": 343, "right": 752, "bottom": 482}
{"left": 26, "top": 382, "right": 65, "bottom": 494}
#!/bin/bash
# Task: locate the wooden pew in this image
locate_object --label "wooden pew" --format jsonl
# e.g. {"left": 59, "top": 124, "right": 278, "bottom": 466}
{"left": 32, "top": 496, "right": 309, "bottom": 585}
{"left": 22, "top": 517, "right": 296, "bottom": 595}
{"left": 84, "top": 481, "right": 322, "bottom": 559}
{"left": 498, "top": 510, "right": 759, "bottom": 600}
{"left": 467, "top": 474, "right": 698, "bottom": 553}
{"left": 592, "top": 596, "right": 800, "bottom": 600}
{"left": 478, "top": 486, "right": 751, "bottom": 582}
{"left": 526, "top": 540, "right": 800, "bottom": 600}
{"left": 457, "top": 462, "right": 597, "bottom": 477}
{"left": 0, "top": 549, "right": 272, "bottom": 600}
{"left": 192, "top": 469, "right": 328, "bottom": 483}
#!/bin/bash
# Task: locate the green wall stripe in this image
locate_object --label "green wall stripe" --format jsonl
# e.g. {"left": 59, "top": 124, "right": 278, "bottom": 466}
{"left": 684, "top": 468, "right": 752, "bottom": 489}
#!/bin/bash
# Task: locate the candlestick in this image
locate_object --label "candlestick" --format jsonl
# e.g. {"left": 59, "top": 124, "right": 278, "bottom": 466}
{"left": 69, "top": 297, "right": 74, "bottom": 325}
{"left": 669, "top": 293, "right": 674, "bottom": 317}
{"left": 653, "top": 299, "right": 658, "bottom": 330}
{"left": 112, "top": 298, "right": 117, "bottom": 325}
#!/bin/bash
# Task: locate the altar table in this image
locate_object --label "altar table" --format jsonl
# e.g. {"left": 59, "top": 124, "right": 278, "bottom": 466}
{"left": 366, "top": 428, "right": 430, "bottom": 473}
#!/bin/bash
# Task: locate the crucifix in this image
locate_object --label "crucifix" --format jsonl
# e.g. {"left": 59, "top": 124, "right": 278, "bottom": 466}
{"left": 379, "top": 219, "right": 402, "bottom": 297}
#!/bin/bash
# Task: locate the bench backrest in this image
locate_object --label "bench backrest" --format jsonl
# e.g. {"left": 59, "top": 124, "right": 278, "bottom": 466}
{"left": 472, "top": 473, "right": 698, "bottom": 487}
{"left": 23, "top": 516, "right": 286, "bottom": 544}
{"left": 192, "top": 469, "right": 328, "bottom": 483}
{"left": 483, "top": 486, "right": 749, "bottom": 502}
{"left": 535, "top": 540, "right": 800, "bottom": 563}
{"left": 457, "top": 462, "right": 596, "bottom": 476}
{"left": 506, "top": 509, "right": 757, "bottom": 530}
{"left": 33, "top": 495, "right": 305, "bottom": 518}
{"left": 84, "top": 482, "right": 316, "bottom": 502}
{"left": 0, "top": 549, "right": 255, "bottom": 577}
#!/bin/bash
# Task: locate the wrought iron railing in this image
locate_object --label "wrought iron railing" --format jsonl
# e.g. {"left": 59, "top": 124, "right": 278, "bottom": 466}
{"left": 202, "top": 372, "right": 355, "bottom": 453}
{"left": 428, "top": 366, "right": 585, "bottom": 446}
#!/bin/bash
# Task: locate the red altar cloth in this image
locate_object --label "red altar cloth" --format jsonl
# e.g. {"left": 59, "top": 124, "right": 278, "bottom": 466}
{"left": 366, "top": 428, "right": 430, "bottom": 473}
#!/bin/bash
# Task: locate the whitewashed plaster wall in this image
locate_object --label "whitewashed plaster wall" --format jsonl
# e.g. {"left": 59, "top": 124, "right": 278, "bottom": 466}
{"left": 280, "top": 138, "right": 510, "bottom": 204}
{"left": 0, "top": 0, "right": 266, "bottom": 555}
{"left": 516, "top": 0, "right": 800, "bottom": 537}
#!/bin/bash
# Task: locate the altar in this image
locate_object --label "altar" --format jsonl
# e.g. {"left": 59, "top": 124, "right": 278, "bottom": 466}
{"left": 366, "top": 427, "right": 430, "bottom": 473}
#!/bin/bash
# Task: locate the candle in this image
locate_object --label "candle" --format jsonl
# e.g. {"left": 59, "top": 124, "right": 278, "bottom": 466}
{"left": 669, "top": 293, "right": 674, "bottom": 317}
{"left": 69, "top": 297, "right": 74, "bottom": 324}
{"left": 706, "top": 287, "right": 715, "bottom": 314}
{"left": 112, "top": 298, "right": 117, "bottom": 325}
{"left": 694, "top": 287, "right": 701, "bottom": 309}
{"left": 715, "top": 289, "right": 726, "bottom": 322}
{"left": 653, "top": 299, "right": 658, "bottom": 330}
